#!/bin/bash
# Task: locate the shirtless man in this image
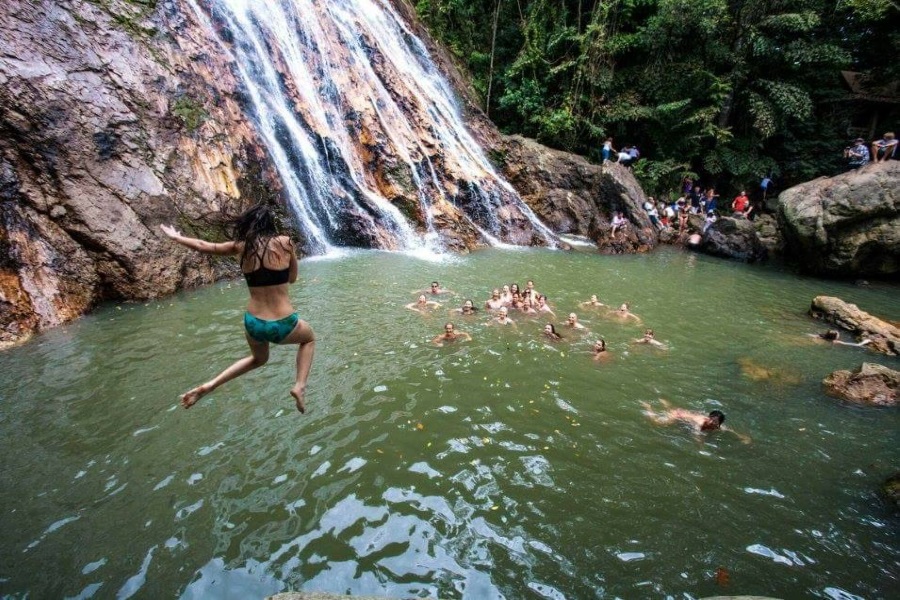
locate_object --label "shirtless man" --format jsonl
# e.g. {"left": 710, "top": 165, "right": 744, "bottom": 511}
{"left": 633, "top": 328, "right": 667, "bottom": 349}
{"left": 641, "top": 399, "right": 750, "bottom": 443}
{"left": 565, "top": 312, "right": 587, "bottom": 330}
{"left": 419, "top": 281, "right": 452, "bottom": 295}
{"left": 492, "top": 306, "right": 516, "bottom": 327}
{"left": 580, "top": 294, "right": 605, "bottom": 308}
{"left": 432, "top": 322, "right": 471, "bottom": 346}
{"left": 525, "top": 280, "right": 539, "bottom": 298}
{"left": 406, "top": 294, "right": 441, "bottom": 312}
{"left": 485, "top": 289, "right": 505, "bottom": 310}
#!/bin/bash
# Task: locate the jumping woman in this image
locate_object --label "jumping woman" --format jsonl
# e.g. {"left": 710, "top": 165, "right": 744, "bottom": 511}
{"left": 160, "top": 204, "right": 316, "bottom": 413}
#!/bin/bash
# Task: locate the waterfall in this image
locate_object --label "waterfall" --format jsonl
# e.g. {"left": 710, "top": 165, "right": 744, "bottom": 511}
{"left": 189, "top": 0, "right": 556, "bottom": 254}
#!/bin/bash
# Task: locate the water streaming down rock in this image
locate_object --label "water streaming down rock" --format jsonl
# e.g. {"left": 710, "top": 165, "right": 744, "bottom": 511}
{"left": 192, "top": 0, "right": 556, "bottom": 253}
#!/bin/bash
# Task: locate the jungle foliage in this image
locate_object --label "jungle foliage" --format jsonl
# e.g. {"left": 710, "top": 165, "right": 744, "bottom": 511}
{"left": 415, "top": 0, "right": 899, "bottom": 196}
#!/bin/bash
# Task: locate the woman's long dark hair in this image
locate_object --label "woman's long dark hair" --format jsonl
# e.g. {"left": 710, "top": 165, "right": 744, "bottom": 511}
{"left": 234, "top": 204, "right": 278, "bottom": 267}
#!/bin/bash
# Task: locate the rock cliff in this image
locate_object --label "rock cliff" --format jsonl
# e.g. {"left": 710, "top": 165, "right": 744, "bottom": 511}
{"left": 0, "top": 0, "right": 273, "bottom": 348}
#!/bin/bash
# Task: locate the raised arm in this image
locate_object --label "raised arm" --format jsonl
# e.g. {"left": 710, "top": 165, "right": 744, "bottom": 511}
{"left": 159, "top": 224, "right": 240, "bottom": 256}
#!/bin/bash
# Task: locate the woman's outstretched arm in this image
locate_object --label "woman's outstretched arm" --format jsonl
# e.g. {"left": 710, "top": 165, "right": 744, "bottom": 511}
{"left": 160, "top": 224, "right": 240, "bottom": 256}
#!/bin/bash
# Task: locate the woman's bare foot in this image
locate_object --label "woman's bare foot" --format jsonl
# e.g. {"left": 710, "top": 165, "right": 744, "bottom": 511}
{"left": 290, "top": 384, "right": 306, "bottom": 414}
{"left": 181, "top": 385, "right": 208, "bottom": 409}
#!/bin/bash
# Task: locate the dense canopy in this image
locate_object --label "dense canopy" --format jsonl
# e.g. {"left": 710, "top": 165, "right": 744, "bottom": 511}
{"left": 416, "top": 0, "right": 899, "bottom": 195}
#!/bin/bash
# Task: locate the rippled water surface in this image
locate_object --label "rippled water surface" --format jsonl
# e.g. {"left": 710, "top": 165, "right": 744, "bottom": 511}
{"left": 1, "top": 248, "right": 898, "bottom": 599}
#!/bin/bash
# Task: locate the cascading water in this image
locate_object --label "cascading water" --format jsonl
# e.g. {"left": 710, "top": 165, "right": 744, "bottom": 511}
{"left": 189, "top": 0, "right": 556, "bottom": 254}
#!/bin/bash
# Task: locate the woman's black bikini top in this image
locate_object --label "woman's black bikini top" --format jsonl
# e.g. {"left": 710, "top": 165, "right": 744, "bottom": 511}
{"left": 243, "top": 239, "right": 290, "bottom": 287}
{"left": 244, "top": 264, "right": 290, "bottom": 287}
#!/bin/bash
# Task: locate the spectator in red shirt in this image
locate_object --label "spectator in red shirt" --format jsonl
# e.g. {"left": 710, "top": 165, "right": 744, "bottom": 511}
{"left": 731, "top": 191, "right": 751, "bottom": 218}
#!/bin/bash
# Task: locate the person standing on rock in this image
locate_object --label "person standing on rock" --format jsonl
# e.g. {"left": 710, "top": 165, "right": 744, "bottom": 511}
{"left": 159, "top": 204, "right": 315, "bottom": 414}
{"left": 601, "top": 137, "right": 616, "bottom": 162}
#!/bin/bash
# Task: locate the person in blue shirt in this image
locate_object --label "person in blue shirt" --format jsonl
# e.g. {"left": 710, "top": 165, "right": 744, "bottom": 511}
{"left": 845, "top": 138, "right": 870, "bottom": 169}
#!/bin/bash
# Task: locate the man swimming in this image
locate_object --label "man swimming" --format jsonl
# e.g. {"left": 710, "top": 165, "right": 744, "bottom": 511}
{"left": 432, "top": 322, "right": 472, "bottom": 346}
{"left": 492, "top": 306, "right": 516, "bottom": 326}
{"left": 641, "top": 399, "right": 750, "bottom": 442}
{"left": 633, "top": 329, "right": 667, "bottom": 349}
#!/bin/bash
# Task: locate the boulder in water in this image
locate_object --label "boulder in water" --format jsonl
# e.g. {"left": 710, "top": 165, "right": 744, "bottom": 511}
{"left": 809, "top": 295, "right": 900, "bottom": 356}
{"left": 777, "top": 161, "right": 900, "bottom": 277}
{"left": 883, "top": 473, "right": 900, "bottom": 510}
{"left": 698, "top": 217, "right": 767, "bottom": 262}
{"left": 822, "top": 363, "right": 899, "bottom": 406}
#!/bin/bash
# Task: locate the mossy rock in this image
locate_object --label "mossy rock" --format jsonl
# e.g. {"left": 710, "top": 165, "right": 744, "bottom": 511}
{"left": 883, "top": 472, "right": 900, "bottom": 510}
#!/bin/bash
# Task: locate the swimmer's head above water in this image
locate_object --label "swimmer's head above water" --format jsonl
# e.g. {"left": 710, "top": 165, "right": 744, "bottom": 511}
{"left": 820, "top": 330, "right": 840, "bottom": 341}
{"left": 701, "top": 410, "right": 726, "bottom": 431}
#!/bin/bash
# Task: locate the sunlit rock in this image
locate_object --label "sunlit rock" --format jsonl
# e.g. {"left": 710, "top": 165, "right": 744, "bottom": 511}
{"left": 823, "top": 362, "right": 899, "bottom": 407}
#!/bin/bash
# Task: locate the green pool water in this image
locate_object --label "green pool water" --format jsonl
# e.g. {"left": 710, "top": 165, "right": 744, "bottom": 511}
{"left": 0, "top": 247, "right": 897, "bottom": 599}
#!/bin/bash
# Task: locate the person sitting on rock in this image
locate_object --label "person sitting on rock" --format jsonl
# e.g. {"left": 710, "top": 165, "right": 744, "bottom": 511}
{"left": 871, "top": 132, "right": 897, "bottom": 163}
{"left": 611, "top": 212, "right": 628, "bottom": 238}
{"left": 845, "top": 138, "right": 870, "bottom": 169}
{"left": 702, "top": 210, "right": 717, "bottom": 234}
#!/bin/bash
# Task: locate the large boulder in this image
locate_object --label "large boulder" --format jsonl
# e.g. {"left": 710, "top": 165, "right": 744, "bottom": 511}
{"left": 777, "top": 161, "right": 900, "bottom": 277}
{"left": 698, "top": 216, "right": 767, "bottom": 262}
{"left": 822, "top": 362, "right": 899, "bottom": 406}
{"left": 809, "top": 295, "right": 900, "bottom": 356}
{"left": 883, "top": 473, "right": 900, "bottom": 510}
{"left": 500, "top": 135, "right": 657, "bottom": 253}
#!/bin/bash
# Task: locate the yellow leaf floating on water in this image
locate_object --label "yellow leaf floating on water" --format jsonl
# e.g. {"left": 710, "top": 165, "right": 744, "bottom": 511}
{"left": 482, "top": 437, "right": 490, "bottom": 444}
{"left": 416, "top": 423, "right": 424, "bottom": 430}
{"left": 560, "top": 352, "right": 565, "bottom": 357}
{"left": 491, "top": 505, "right": 499, "bottom": 511}
{"left": 427, "top": 442, "right": 432, "bottom": 447}
{"left": 376, "top": 449, "right": 384, "bottom": 454}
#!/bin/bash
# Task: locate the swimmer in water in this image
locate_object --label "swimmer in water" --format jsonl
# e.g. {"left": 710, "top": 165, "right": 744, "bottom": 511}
{"left": 640, "top": 399, "right": 750, "bottom": 443}
{"left": 406, "top": 294, "right": 442, "bottom": 312}
{"left": 611, "top": 303, "right": 642, "bottom": 323}
{"left": 809, "top": 330, "right": 872, "bottom": 348}
{"left": 485, "top": 289, "right": 505, "bottom": 310}
{"left": 452, "top": 299, "right": 478, "bottom": 316}
{"left": 564, "top": 312, "right": 587, "bottom": 330}
{"left": 543, "top": 323, "right": 563, "bottom": 341}
{"left": 499, "top": 285, "right": 512, "bottom": 306}
{"left": 159, "top": 204, "right": 315, "bottom": 413}
{"left": 432, "top": 322, "right": 471, "bottom": 346}
{"left": 536, "top": 294, "right": 555, "bottom": 316}
{"left": 633, "top": 328, "right": 667, "bottom": 349}
{"left": 580, "top": 294, "right": 605, "bottom": 308}
{"left": 492, "top": 306, "right": 516, "bottom": 327}
{"left": 418, "top": 281, "right": 452, "bottom": 295}
{"left": 592, "top": 339, "right": 611, "bottom": 361}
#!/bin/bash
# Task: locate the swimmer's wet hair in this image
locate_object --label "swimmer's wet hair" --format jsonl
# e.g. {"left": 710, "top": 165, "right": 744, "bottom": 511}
{"left": 708, "top": 410, "right": 725, "bottom": 424}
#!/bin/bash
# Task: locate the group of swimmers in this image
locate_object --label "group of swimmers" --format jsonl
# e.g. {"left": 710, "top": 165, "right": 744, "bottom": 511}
{"left": 405, "top": 279, "right": 744, "bottom": 439}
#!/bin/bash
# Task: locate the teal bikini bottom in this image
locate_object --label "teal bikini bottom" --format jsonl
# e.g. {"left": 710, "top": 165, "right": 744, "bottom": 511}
{"left": 244, "top": 312, "right": 299, "bottom": 344}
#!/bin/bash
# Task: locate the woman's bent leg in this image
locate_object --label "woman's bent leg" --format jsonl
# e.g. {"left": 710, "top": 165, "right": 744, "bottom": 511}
{"left": 181, "top": 334, "right": 270, "bottom": 408}
{"left": 279, "top": 320, "right": 315, "bottom": 413}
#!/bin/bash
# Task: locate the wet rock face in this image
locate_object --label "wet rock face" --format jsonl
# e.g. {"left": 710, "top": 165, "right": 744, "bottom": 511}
{"left": 777, "top": 161, "right": 900, "bottom": 277}
{"left": 823, "top": 363, "right": 899, "bottom": 407}
{"left": 809, "top": 295, "right": 900, "bottom": 356}
{"left": 0, "top": 0, "right": 276, "bottom": 348}
{"left": 500, "top": 136, "right": 657, "bottom": 253}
